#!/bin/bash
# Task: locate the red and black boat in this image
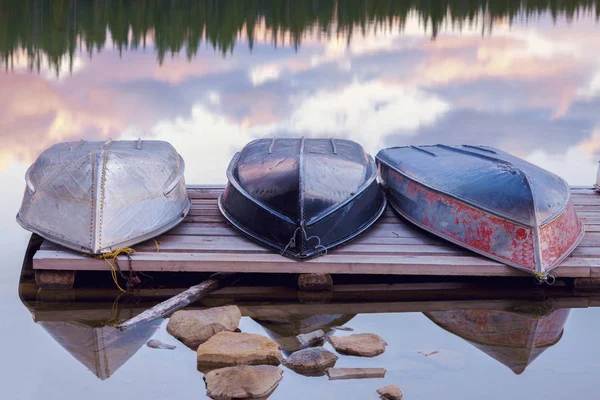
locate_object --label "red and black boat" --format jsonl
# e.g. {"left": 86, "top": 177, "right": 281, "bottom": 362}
{"left": 376, "top": 145, "right": 584, "bottom": 277}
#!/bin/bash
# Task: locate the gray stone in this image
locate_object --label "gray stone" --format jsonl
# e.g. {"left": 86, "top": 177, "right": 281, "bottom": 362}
{"left": 204, "top": 365, "right": 283, "bottom": 399}
{"left": 167, "top": 306, "right": 241, "bottom": 349}
{"left": 283, "top": 347, "right": 338, "bottom": 374}
{"left": 377, "top": 385, "right": 404, "bottom": 400}
{"left": 298, "top": 273, "right": 333, "bottom": 291}
{"left": 326, "top": 367, "right": 386, "bottom": 380}
{"left": 146, "top": 339, "right": 176, "bottom": 350}
{"left": 197, "top": 331, "right": 283, "bottom": 368}
{"left": 296, "top": 329, "right": 325, "bottom": 347}
{"left": 327, "top": 333, "right": 387, "bottom": 357}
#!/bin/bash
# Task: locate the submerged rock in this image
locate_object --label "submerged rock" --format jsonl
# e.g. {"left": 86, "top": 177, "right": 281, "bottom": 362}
{"left": 377, "top": 385, "right": 403, "bottom": 400}
{"left": 298, "top": 273, "right": 333, "bottom": 291}
{"left": 197, "top": 332, "right": 283, "bottom": 368}
{"left": 326, "top": 367, "right": 386, "bottom": 380}
{"left": 167, "top": 306, "right": 241, "bottom": 349}
{"left": 146, "top": 339, "right": 176, "bottom": 350}
{"left": 327, "top": 333, "right": 387, "bottom": 357}
{"left": 296, "top": 329, "right": 325, "bottom": 347}
{"left": 331, "top": 326, "right": 354, "bottom": 332}
{"left": 283, "top": 347, "right": 338, "bottom": 375}
{"left": 204, "top": 365, "right": 283, "bottom": 399}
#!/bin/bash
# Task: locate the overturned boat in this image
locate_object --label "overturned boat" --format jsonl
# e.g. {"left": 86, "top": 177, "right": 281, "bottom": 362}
{"left": 425, "top": 306, "right": 570, "bottom": 375}
{"left": 376, "top": 145, "right": 584, "bottom": 277}
{"left": 17, "top": 139, "right": 191, "bottom": 254}
{"left": 218, "top": 138, "right": 386, "bottom": 259}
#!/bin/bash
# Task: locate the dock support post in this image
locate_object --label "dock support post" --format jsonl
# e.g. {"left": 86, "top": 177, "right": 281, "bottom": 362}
{"left": 298, "top": 273, "right": 333, "bottom": 291}
{"left": 34, "top": 270, "right": 76, "bottom": 290}
{"left": 573, "top": 278, "right": 600, "bottom": 292}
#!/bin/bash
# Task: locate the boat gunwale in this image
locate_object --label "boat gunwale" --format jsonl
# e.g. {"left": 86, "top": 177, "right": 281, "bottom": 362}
{"left": 425, "top": 313, "right": 566, "bottom": 350}
{"left": 375, "top": 147, "right": 573, "bottom": 227}
{"left": 225, "top": 138, "right": 381, "bottom": 227}
{"left": 217, "top": 188, "right": 387, "bottom": 260}
{"left": 381, "top": 171, "right": 585, "bottom": 276}
{"left": 16, "top": 196, "right": 192, "bottom": 254}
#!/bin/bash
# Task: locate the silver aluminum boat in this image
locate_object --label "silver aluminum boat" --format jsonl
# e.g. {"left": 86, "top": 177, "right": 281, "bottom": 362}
{"left": 17, "top": 139, "right": 191, "bottom": 254}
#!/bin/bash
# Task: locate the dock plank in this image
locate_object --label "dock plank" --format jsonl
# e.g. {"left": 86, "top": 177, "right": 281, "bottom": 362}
{"left": 32, "top": 186, "right": 600, "bottom": 278}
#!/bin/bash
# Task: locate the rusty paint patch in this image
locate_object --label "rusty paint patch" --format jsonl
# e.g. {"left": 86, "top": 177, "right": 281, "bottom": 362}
{"left": 539, "top": 201, "right": 583, "bottom": 271}
{"left": 384, "top": 169, "right": 536, "bottom": 271}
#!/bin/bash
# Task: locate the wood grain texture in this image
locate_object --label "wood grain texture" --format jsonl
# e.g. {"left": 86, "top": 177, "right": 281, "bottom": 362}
{"left": 32, "top": 186, "right": 600, "bottom": 278}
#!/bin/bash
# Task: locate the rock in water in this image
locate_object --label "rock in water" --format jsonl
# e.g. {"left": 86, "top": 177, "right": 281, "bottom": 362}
{"left": 296, "top": 329, "right": 325, "bottom": 347}
{"left": 331, "top": 326, "right": 354, "bottom": 332}
{"left": 327, "top": 333, "right": 387, "bottom": 357}
{"left": 298, "top": 273, "right": 333, "bottom": 291}
{"left": 167, "top": 306, "right": 241, "bottom": 349}
{"left": 377, "top": 385, "right": 403, "bottom": 400}
{"left": 197, "top": 332, "right": 283, "bottom": 368}
{"left": 146, "top": 339, "right": 176, "bottom": 350}
{"left": 326, "top": 368, "right": 386, "bottom": 380}
{"left": 204, "top": 365, "right": 283, "bottom": 400}
{"left": 283, "top": 347, "right": 338, "bottom": 374}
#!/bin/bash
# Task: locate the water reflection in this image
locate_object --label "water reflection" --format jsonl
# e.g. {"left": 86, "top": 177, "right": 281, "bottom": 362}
{"left": 19, "top": 251, "right": 593, "bottom": 384}
{"left": 3, "top": 0, "right": 598, "bottom": 71}
{"left": 426, "top": 307, "right": 570, "bottom": 375}
{"left": 2, "top": 1, "right": 600, "bottom": 187}
{"left": 253, "top": 314, "right": 355, "bottom": 355}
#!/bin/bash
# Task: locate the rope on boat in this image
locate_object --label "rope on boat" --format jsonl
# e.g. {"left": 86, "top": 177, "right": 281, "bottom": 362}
{"left": 90, "top": 247, "right": 136, "bottom": 293}
{"left": 85, "top": 240, "right": 162, "bottom": 292}
{"left": 282, "top": 226, "right": 328, "bottom": 257}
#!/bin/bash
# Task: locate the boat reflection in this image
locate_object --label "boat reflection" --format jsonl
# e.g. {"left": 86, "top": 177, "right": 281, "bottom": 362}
{"left": 252, "top": 313, "right": 356, "bottom": 355}
{"left": 18, "top": 238, "right": 591, "bottom": 382}
{"left": 20, "top": 289, "right": 162, "bottom": 380}
{"left": 425, "top": 306, "right": 570, "bottom": 374}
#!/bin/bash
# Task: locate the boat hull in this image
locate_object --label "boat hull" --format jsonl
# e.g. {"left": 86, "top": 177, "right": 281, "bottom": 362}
{"left": 17, "top": 140, "right": 191, "bottom": 254}
{"left": 219, "top": 138, "right": 386, "bottom": 260}
{"left": 377, "top": 146, "right": 584, "bottom": 276}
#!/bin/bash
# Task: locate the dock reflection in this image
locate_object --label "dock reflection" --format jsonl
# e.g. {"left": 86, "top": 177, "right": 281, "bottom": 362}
{"left": 18, "top": 256, "right": 597, "bottom": 381}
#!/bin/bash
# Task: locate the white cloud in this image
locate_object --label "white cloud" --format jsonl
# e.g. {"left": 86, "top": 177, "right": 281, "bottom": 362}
{"left": 249, "top": 64, "right": 281, "bottom": 86}
{"left": 131, "top": 80, "right": 450, "bottom": 183}
{"left": 9, "top": 50, "right": 85, "bottom": 82}
{"left": 207, "top": 91, "right": 221, "bottom": 105}
{"left": 282, "top": 81, "right": 451, "bottom": 152}
{"left": 526, "top": 146, "right": 597, "bottom": 186}
{"left": 577, "top": 64, "right": 600, "bottom": 98}
{"left": 124, "top": 106, "right": 251, "bottom": 184}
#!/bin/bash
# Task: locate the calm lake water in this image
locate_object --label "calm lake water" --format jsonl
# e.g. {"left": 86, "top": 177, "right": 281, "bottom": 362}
{"left": 2, "top": 1, "right": 600, "bottom": 399}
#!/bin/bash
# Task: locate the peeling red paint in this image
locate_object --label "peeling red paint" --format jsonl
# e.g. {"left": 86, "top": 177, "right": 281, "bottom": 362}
{"left": 388, "top": 170, "right": 537, "bottom": 271}
{"left": 539, "top": 201, "right": 582, "bottom": 270}
{"left": 377, "top": 145, "right": 584, "bottom": 276}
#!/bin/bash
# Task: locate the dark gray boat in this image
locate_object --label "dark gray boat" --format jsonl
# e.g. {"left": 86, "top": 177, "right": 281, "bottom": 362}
{"left": 218, "top": 138, "right": 386, "bottom": 260}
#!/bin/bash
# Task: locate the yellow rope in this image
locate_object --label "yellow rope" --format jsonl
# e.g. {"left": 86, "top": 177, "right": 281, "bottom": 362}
{"left": 107, "top": 292, "right": 126, "bottom": 326}
{"left": 85, "top": 241, "right": 159, "bottom": 292}
{"left": 533, "top": 272, "right": 546, "bottom": 280}
{"left": 90, "top": 247, "right": 136, "bottom": 293}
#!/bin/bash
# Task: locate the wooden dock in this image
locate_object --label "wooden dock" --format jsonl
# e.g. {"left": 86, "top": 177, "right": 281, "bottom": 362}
{"left": 32, "top": 186, "right": 600, "bottom": 279}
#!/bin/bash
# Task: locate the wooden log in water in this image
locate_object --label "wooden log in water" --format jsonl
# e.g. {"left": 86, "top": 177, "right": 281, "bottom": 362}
{"left": 116, "top": 273, "right": 236, "bottom": 331}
